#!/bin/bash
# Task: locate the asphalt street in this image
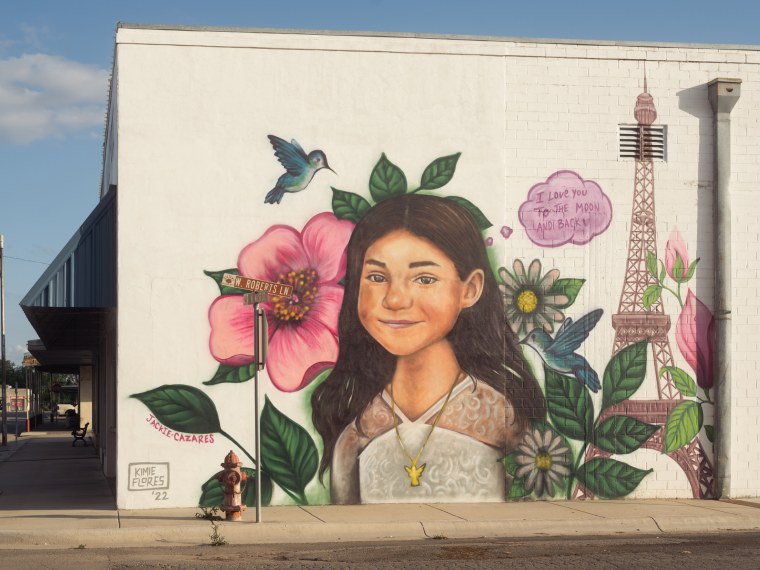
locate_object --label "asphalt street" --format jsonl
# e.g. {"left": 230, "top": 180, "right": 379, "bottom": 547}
{"left": 1, "top": 532, "right": 759, "bottom": 569}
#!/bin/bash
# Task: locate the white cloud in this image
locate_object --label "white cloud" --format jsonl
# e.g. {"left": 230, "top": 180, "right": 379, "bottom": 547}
{"left": 0, "top": 53, "right": 109, "bottom": 144}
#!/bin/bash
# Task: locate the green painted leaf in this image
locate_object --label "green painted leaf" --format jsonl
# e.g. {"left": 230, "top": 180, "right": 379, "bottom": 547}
{"left": 664, "top": 401, "right": 703, "bottom": 453}
{"left": 685, "top": 258, "right": 700, "bottom": 281}
{"left": 642, "top": 285, "right": 662, "bottom": 309}
{"left": 602, "top": 341, "right": 648, "bottom": 409}
{"left": 545, "top": 367, "right": 594, "bottom": 442}
{"left": 659, "top": 261, "right": 666, "bottom": 283}
{"left": 331, "top": 188, "right": 372, "bottom": 222}
{"left": 260, "top": 396, "right": 318, "bottom": 499}
{"left": 131, "top": 384, "right": 221, "bottom": 434}
{"left": 418, "top": 152, "right": 461, "bottom": 190}
{"left": 507, "top": 475, "right": 531, "bottom": 499}
{"left": 547, "top": 278, "right": 585, "bottom": 309}
{"left": 444, "top": 196, "right": 493, "bottom": 230}
{"left": 501, "top": 451, "right": 521, "bottom": 477}
{"left": 199, "top": 468, "right": 273, "bottom": 508}
{"left": 594, "top": 415, "right": 659, "bottom": 454}
{"left": 203, "top": 363, "right": 256, "bottom": 386}
{"left": 369, "top": 153, "right": 407, "bottom": 202}
{"left": 576, "top": 458, "right": 652, "bottom": 498}
{"left": 704, "top": 424, "right": 715, "bottom": 443}
{"left": 204, "top": 269, "right": 241, "bottom": 295}
{"left": 646, "top": 251, "right": 658, "bottom": 280}
{"left": 240, "top": 468, "right": 273, "bottom": 507}
{"left": 659, "top": 366, "right": 697, "bottom": 397}
{"left": 199, "top": 473, "right": 225, "bottom": 508}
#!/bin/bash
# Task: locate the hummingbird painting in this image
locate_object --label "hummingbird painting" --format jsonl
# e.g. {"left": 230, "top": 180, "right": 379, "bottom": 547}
{"left": 520, "top": 308, "right": 604, "bottom": 393}
{"left": 264, "top": 135, "right": 334, "bottom": 204}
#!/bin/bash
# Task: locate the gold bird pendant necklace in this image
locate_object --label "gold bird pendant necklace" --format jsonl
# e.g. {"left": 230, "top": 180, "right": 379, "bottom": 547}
{"left": 389, "top": 377, "right": 458, "bottom": 487}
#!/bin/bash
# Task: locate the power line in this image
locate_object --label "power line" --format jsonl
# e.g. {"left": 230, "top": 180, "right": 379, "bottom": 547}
{"left": 4, "top": 256, "right": 49, "bottom": 266}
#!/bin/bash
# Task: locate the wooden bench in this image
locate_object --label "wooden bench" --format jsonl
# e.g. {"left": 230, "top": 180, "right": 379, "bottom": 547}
{"left": 72, "top": 422, "right": 89, "bottom": 447}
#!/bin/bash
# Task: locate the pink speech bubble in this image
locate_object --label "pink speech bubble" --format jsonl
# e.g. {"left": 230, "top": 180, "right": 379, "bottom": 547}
{"left": 518, "top": 170, "right": 612, "bottom": 247}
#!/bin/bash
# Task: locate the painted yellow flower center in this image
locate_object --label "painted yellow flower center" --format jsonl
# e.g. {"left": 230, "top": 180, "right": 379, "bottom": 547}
{"left": 517, "top": 289, "right": 539, "bottom": 314}
{"left": 535, "top": 451, "right": 552, "bottom": 472}
{"left": 271, "top": 269, "right": 318, "bottom": 322}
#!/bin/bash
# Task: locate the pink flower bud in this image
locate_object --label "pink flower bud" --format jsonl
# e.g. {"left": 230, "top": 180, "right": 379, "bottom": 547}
{"left": 665, "top": 229, "right": 689, "bottom": 280}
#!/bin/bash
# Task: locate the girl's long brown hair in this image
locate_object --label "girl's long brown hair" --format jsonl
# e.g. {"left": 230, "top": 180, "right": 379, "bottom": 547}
{"left": 311, "top": 194, "right": 546, "bottom": 479}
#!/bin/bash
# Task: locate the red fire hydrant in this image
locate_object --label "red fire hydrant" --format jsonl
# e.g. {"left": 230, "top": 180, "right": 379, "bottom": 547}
{"left": 217, "top": 450, "right": 248, "bottom": 521}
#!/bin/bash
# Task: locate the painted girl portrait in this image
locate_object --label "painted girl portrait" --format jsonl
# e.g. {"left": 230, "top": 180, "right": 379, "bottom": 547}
{"left": 312, "top": 194, "right": 546, "bottom": 504}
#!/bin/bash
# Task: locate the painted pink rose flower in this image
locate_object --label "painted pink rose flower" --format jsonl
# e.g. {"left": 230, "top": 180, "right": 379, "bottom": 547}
{"left": 676, "top": 289, "right": 715, "bottom": 390}
{"left": 208, "top": 213, "right": 355, "bottom": 392}
{"left": 665, "top": 229, "right": 690, "bottom": 281}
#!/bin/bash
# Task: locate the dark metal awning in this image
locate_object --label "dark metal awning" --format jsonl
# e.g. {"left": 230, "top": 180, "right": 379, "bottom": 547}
{"left": 22, "top": 307, "right": 115, "bottom": 372}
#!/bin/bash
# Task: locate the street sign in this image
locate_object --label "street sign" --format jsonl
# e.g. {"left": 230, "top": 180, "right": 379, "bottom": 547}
{"left": 243, "top": 292, "right": 269, "bottom": 305}
{"left": 221, "top": 274, "right": 293, "bottom": 298}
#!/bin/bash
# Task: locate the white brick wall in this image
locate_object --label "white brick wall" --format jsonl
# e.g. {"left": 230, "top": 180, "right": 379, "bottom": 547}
{"left": 730, "top": 66, "right": 760, "bottom": 496}
{"left": 113, "top": 27, "right": 760, "bottom": 505}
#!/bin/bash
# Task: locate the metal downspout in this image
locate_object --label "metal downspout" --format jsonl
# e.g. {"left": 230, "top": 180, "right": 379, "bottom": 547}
{"left": 708, "top": 78, "right": 741, "bottom": 499}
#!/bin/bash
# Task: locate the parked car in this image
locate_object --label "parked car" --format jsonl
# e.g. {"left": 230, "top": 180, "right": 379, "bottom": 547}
{"left": 56, "top": 403, "right": 77, "bottom": 417}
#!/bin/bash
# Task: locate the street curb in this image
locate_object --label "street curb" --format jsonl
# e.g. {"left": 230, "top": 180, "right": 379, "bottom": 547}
{"left": 2, "top": 514, "right": 760, "bottom": 549}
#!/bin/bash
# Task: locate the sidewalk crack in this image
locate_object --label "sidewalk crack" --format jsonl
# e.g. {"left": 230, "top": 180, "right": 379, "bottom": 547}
{"left": 551, "top": 502, "right": 605, "bottom": 518}
{"left": 298, "top": 506, "right": 326, "bottom": 522}
{"left": 650, "top": 516, "right": 664, "bottom": 533}
{"left": 427, "top": 504, "right": 466, "bottom": 521}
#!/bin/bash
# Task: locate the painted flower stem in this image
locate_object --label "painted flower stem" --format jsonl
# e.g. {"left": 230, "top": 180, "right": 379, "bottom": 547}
{"left": 219, "top": 429, "right": 307, "bottom": 505}
{"left": 219, "top": 429, "right": 255, "bottom": 465}
{"left": 659, "top": 282, "right": 684, "bottom": 308}
{"left": 698, "top": 389, "right": 714, "bottom": 406}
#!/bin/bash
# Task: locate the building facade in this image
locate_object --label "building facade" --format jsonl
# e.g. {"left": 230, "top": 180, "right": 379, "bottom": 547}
{"left": 22, "top": 24, "right": 760, "bottom": 509}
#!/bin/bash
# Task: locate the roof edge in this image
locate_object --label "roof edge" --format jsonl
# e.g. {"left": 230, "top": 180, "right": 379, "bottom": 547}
{"left": 115, "top": 22, "right": 760, "bottom": 51}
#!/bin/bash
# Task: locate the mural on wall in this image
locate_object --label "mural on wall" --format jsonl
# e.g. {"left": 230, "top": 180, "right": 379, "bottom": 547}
{"left": 264, "top": 135, "right": 334, "bottom": 204}
{"left": 127, "top": 81, "right": 716, "bottom": 507}
{"left": 130, "top": 145, "right": 662, "bottom": 507}
{"left": 518, "top": 170, "right": 612, "bottom": 247}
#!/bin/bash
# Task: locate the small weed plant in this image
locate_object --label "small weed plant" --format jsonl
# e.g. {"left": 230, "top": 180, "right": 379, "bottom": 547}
{"left": 196, "top": 505, "right": 222, "bottom": 521}
{"left": 209, "top": 521, "right": 227, "bottom": 547}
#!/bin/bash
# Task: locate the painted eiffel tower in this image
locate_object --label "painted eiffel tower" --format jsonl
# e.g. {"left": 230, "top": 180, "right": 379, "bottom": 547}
{"left": 575, "top": 78, "right": 714, "bottom": 499}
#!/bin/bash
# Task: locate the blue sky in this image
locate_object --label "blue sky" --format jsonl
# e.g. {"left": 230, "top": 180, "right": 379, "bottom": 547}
{"left": 0, "top": 0, "right": 757, "bottom": 364}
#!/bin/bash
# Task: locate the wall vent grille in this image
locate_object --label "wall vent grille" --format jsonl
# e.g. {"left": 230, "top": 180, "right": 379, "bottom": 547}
{"left": 619, "top": 124, "right": 666, "bottom": 161}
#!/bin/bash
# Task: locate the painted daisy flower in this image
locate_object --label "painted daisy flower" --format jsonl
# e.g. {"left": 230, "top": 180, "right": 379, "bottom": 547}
{"left": 514, "top": 426, "right": 571, "bottom": 498}
{"left": 498, "top": 259, "right": 569, "bottom": 338}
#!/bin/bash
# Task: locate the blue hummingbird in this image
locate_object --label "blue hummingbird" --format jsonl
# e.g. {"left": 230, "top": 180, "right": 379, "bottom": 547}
{"left": 264, "top": 135, "right": 334, "bottom": 204}
{"left": 520, "top": 309, "right": 604, "bottom": 393}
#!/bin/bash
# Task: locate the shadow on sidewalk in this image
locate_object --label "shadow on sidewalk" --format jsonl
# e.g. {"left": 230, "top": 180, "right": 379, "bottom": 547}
{"left": 0, "top": 421, "right": 116, "bottom": 512}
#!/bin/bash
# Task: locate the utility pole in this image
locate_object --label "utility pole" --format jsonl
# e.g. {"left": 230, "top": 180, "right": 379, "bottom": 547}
{"left": 1, "top": 234, "right": 7, "bottom": 446}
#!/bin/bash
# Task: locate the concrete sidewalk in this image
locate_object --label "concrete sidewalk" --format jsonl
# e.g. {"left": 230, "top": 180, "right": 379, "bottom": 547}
{"left": 2, "top": 427, "right": 760, "bottom": 550}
